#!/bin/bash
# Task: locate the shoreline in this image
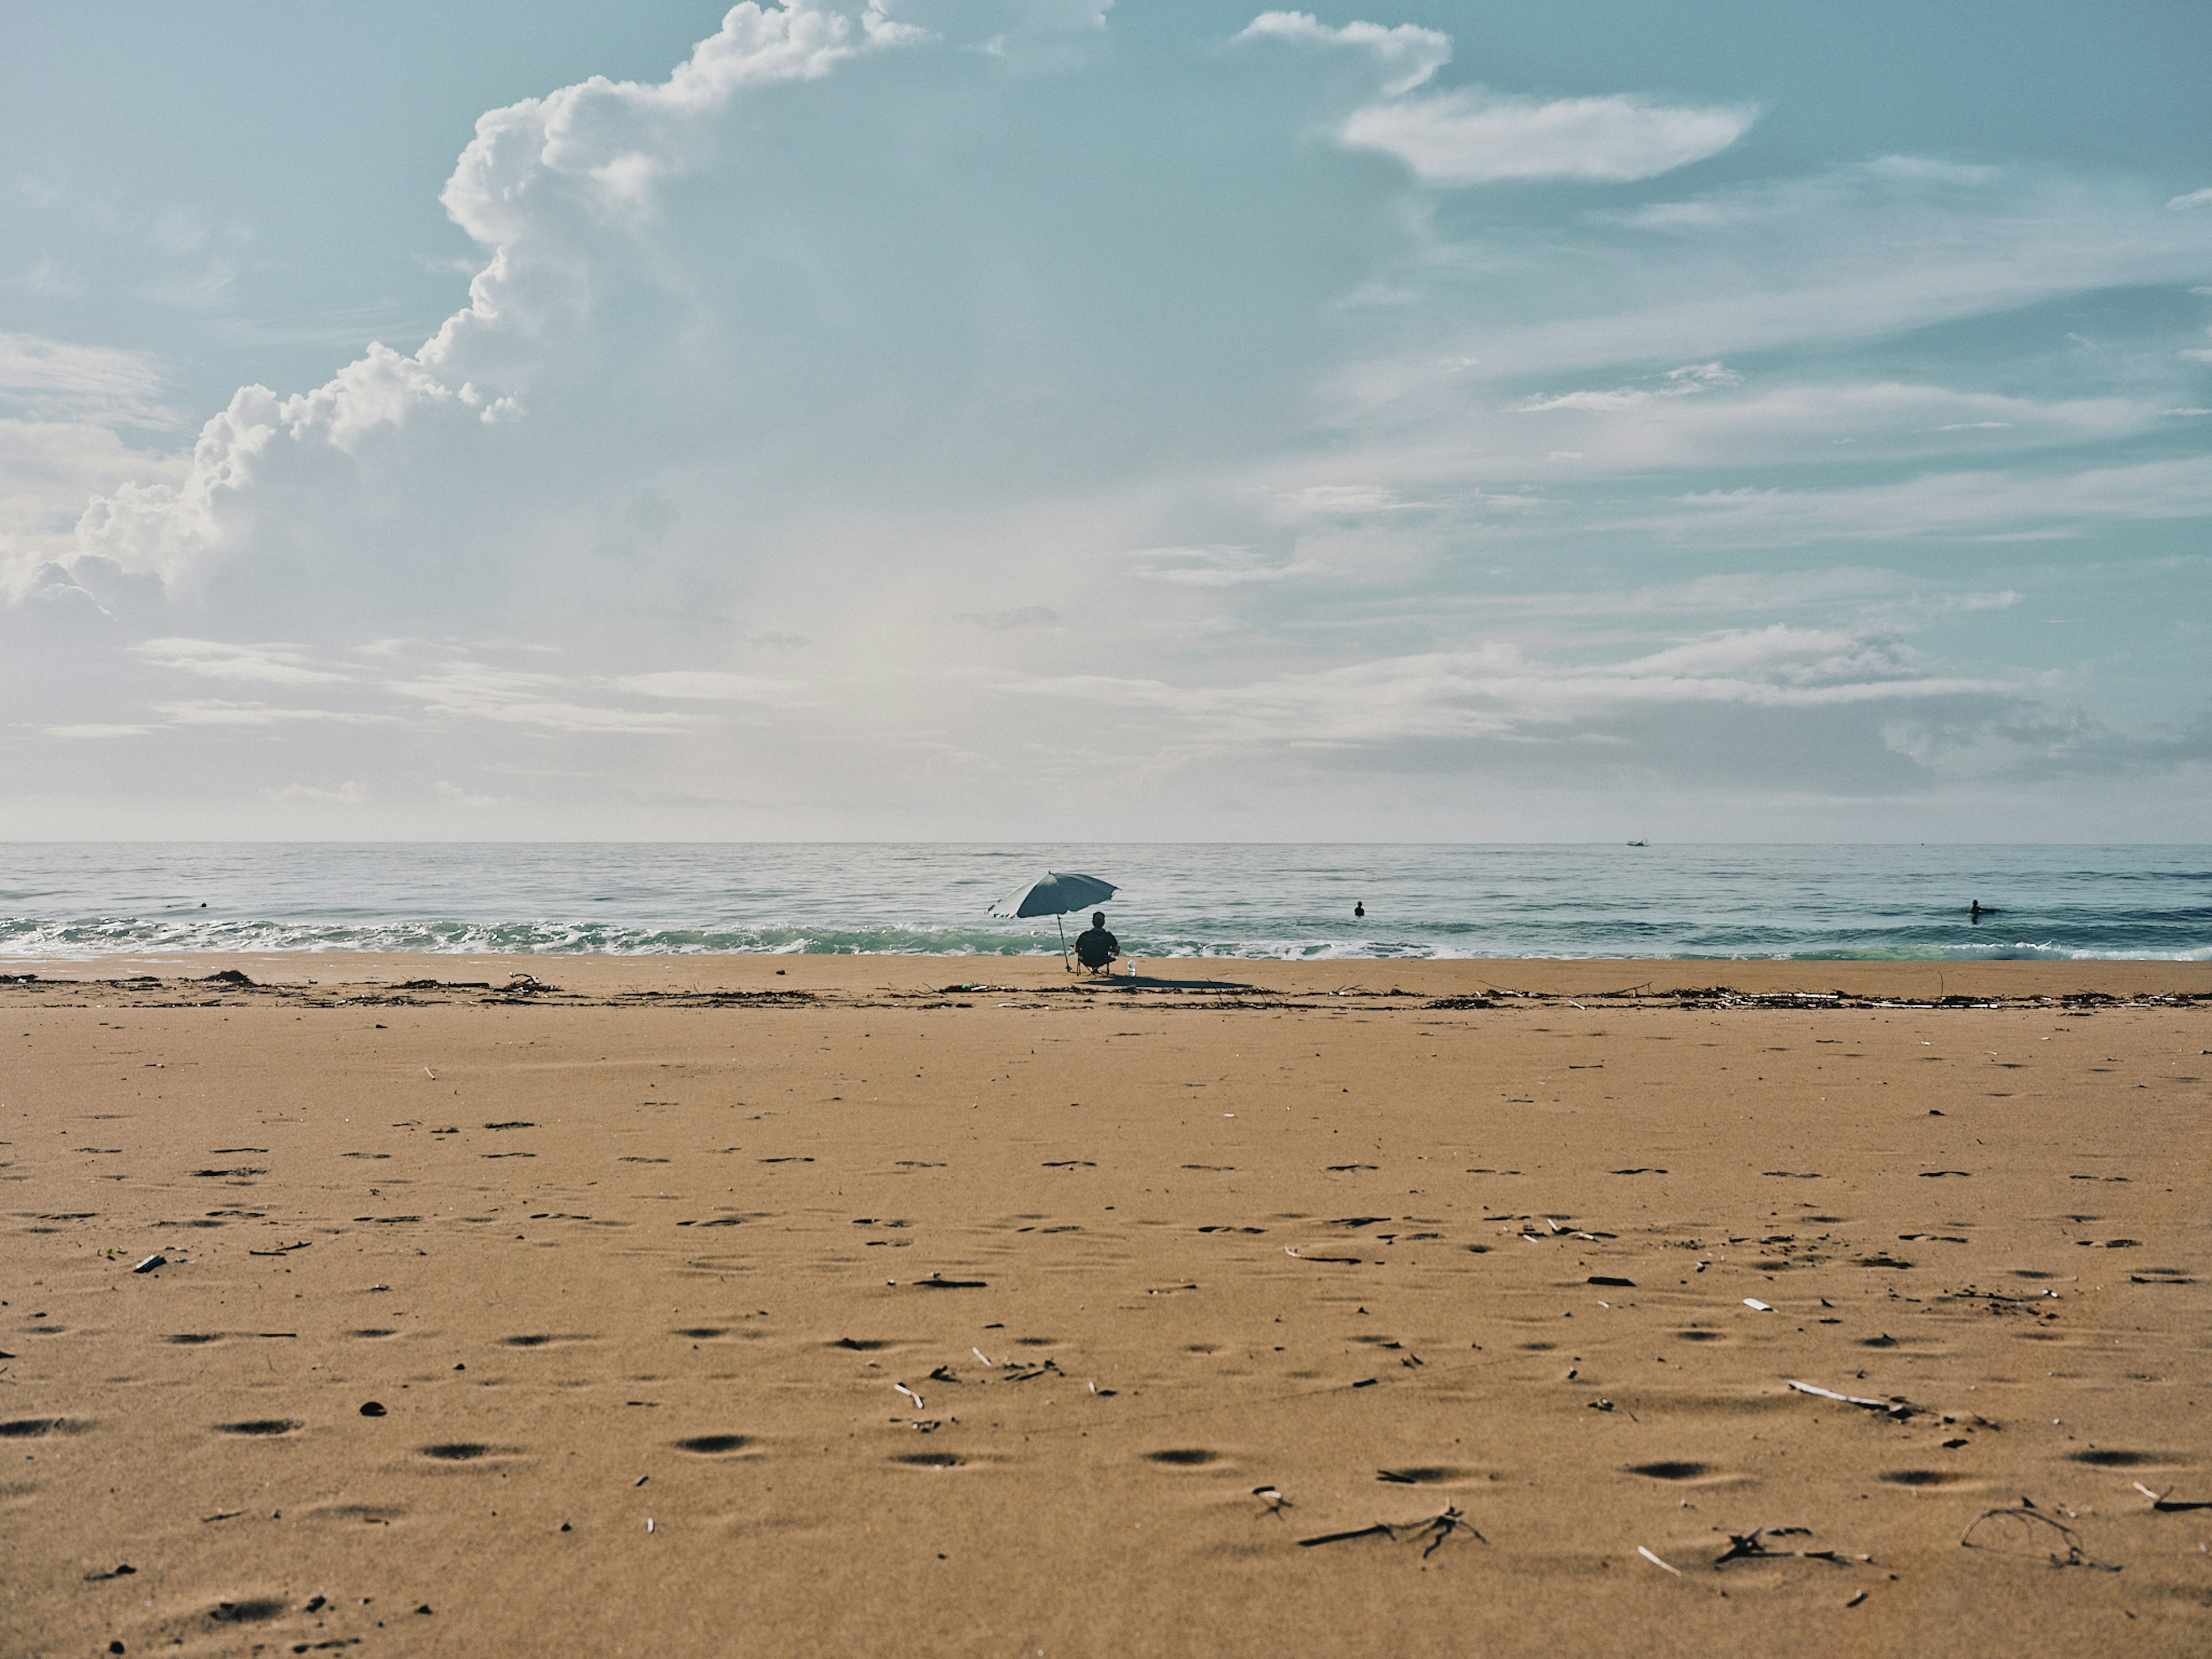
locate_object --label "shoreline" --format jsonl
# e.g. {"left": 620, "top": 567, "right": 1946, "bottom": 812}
{"left": 5, "top": 949, "right": 2210, "bottom": 1003}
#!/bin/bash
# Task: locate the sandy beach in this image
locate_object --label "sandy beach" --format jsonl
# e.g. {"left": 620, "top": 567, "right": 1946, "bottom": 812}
{"left": 3, "top": 952, "right": 2207, "bottom": 1657}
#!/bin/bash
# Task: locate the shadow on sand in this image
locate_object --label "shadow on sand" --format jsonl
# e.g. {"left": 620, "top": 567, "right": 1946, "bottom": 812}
{"left": 1069, "top": 972, "right": 1263, "bottom": 993}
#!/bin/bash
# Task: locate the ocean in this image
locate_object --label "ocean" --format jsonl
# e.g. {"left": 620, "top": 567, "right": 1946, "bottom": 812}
{"left": 1, "top": 843, "right": 2206, "bottom": 963}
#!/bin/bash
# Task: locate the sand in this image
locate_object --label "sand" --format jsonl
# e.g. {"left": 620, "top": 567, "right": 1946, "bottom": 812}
{"left": 3, "top": 953, "right": 2208, "bottom": 1657}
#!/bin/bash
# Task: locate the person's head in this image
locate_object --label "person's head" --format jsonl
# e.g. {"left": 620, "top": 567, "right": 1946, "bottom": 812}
{"left": 1092, "top": 912, "right": 1105, "bottom": 927}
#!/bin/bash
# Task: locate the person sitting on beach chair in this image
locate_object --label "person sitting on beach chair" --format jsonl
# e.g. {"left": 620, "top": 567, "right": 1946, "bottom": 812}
{"left": 1073, "top": 912, "right": 1120, "bottom": 974}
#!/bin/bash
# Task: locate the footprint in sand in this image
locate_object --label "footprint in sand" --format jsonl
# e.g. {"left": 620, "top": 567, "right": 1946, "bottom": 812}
{"left": 1374, "top": 1467, "right": 1468, "bottom": 1485}
{"left": 1623, "top": 1461, "right": 1737, "bottom": 1484}
{"left": 673, "top": 1434, "right": 752, "bottom": 1455}
{"left": 503, "top": 1333, "right": 595, "bottom": 1347}
{"left": 313, "top": 1502, "right": 406, "bottom": 1524}
{"left": 1146, "top": 1449, "right": 1226, "bottom": 1468}
{"left": 0, "top": 1417, "right": 86, "bottom": 1439}
{"left": 2070, "top": 1449, "right": 2186, "bottom": 1469}
{"left": 421, "top": 1442, "right": 499, "bottom": 1461}
{"left": 215, "top": 1419, "right": 300, "bottom": 1437}
{"left": 894, "top": 1452, "right": 965, "bottom": 1468}
{"left": 206, "top": 1598, "right": 286, "bottom": 1624}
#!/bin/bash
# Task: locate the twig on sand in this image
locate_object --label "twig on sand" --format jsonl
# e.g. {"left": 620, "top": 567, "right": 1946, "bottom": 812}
{"left": 1714, "top": 1528, "right": 1863, "bottom": 1567}
{"left": 1787, "top": 1379, "right": 1918, "bottom": 1421}
{"left": 2134, "top": 1481, "right": 2212, "bottom": 1513}
{"left": 1960, "top": 1502, "right": 2118, "bottom": 1570}
{"left": 1299, "top": 1505, "right": 1482, "bottom": 1558}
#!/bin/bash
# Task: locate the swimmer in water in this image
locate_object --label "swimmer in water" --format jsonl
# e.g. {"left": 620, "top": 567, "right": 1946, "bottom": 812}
{"left": 1353, "top": 901, "right": 1365, "bottom": 919}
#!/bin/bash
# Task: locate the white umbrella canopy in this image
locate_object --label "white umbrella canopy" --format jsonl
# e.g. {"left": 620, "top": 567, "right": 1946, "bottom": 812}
{"left": 988, "top": 871, "right": 1120, "bottom": 971}
{"left": 987, "top": 871, "right": 1118, "bottom": 920}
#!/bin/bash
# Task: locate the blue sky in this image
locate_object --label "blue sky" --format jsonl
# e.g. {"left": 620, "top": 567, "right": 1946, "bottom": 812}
{"left": 3, "top": 1, "right": 2209, "bottom": 839}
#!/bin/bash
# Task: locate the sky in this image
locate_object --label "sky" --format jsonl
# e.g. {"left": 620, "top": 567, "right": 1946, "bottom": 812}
{"left": 3, "top": 0, "right": 2210, "bottom": 843}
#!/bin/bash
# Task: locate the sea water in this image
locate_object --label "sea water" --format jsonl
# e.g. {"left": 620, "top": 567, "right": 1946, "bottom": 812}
{"left": 2, "top": 843, "right": 2206, "bottom": 963}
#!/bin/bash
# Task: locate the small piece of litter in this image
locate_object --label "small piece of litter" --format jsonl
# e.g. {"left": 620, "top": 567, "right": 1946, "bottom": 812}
{"left": 131, "top": 1253, "right": 166, "bottom": 1274}
{"left": 634, "top": 1475, "right": 648, "bottom": 1487}
{"left": 645, "top": 1519, "right": 654, "bottom": 1533}
{"left": 1638, "top": 1546, "right": 1683, "bottom": 1577}
{"left": 1788, "top": 1380, "right": 1885, "bottom": 1408}
{"left": 1845, "top": 1591, "right": 1868, "bottom": 1608}
{"left": 973, "top": 1347, "right": 993, "bottom": 1366}
{"left": 1743, "top": 1298, "right": 1773, "bottom": 1312}
{"left": 895, "top": 1382, "right": 925, "bottom": 1409}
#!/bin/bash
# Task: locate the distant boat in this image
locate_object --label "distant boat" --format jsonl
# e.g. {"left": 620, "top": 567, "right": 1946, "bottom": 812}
{"left": 1626, "top": 839, "right": 1647, "bottom": 847}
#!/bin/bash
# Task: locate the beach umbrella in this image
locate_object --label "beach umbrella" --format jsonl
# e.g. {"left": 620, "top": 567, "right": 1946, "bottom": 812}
{"left": 988, "top": 871, "right": 1119, "bottom": 970}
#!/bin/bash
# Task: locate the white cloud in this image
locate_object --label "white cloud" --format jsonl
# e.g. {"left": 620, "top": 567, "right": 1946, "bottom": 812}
{"left": 2168, "top": 187, "right": 2212, "bottom": 211}
{"left": 433, "top": 781, "right": 507, "bottom": 808}
{"left": 264, "top": 779, "right": 367, "bottom": 804}
{"left": 1234, "top": 12, "right": 1451, "bottom": 96}
{"left": 613, "top": 669, "right": 797, "bottom": 700}
{"left": 134, "top": 637, "right": 351, "bottom": 684}
{"left": 1130, "top": 544, "right": 1323, "bottom": 586}
{"left": 1482, "top": 161, "right": 2212, "bottom": 380}
{"left": 153, "top": 699, "right": 391, "bottom": 726}
{"left": 0, "top": 418, "right": 187, "bottom": 589}
{"left": 74, "top": 0, "right": 926, "bottom": 593}
{"left": 1652, "top": 453, "right": 2212, "bottom": 543}
{"left": 1342, "top": 88, "right": 1755, "bottom": 185}
{"left": 0, "top": 335, "right": 180, "bottom": 427}
{"left": 1494, "top": 379, "right": 2156, "bottom": 472}
{"left": 388, "top": 660, "right": 699, "bottom": 733}
{"left": 1516, "top": 360, "right": 1738, "bottom": 411}
{"left": 41, "top": 722, "right": 157, "bottom": 739}
{"left": 987, "top": 623, "right": 2006, "bottom": 749}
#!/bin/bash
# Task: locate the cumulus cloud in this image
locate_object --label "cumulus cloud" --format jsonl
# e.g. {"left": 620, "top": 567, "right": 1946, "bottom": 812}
{"left": 73, "top": 1, "right": 926, "bottom": 594}
{"left": 1342, "top": 88, "right": 1754, "bottom": 185}
{"left": 0, "top": 419, "right": 188, "bottom": 589}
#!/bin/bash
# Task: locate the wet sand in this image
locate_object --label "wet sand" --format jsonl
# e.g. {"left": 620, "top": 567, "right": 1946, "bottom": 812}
{"left": 3, "top": 954, "right": 2209, "bottom": 1657}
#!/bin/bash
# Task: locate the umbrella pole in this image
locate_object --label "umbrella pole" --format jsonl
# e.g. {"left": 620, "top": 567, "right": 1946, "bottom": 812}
{"left": 1057, "top": 914, "right": 1071, "bottom": 972}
